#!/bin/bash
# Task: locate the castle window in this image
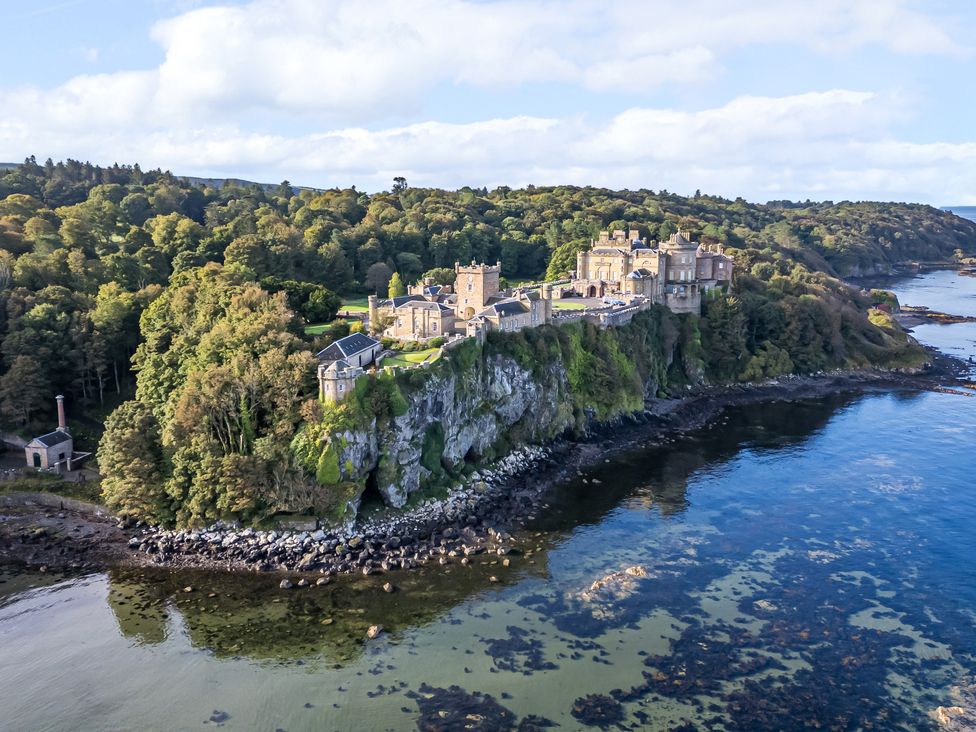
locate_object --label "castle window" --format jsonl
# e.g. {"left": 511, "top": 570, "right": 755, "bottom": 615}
{"left": 432, "top": 322, "right": 437, "bottom": 331}
{"left": 339, "top": 384, "right": 344, "bottom": 392}
{"left": 467, "top": 284, "right": 473, "bottom": 292}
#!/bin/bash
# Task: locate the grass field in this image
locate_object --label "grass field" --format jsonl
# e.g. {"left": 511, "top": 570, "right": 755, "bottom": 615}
{"left": 382, "top": 348, "right": 441, "bottom": 368}
{"left": 553, "top": 300, "right": 587, "bottom": 310}
{"left": 339, "top": 297, "right": 370, "bottom": 313}
{"left": 304, "top": 323, "right": 332, "bottom": 335}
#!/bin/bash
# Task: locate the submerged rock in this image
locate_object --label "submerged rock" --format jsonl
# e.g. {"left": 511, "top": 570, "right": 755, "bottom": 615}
{"left": 570, "top": 694, "right": 624, "bottom": 727}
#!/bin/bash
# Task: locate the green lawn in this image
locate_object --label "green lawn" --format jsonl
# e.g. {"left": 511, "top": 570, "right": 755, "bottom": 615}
{"left": 382, "top": 348, "right": 441, "bottom": 368}
{"left": 304, "top": 323, "right": 332, "bottom": 335}
{"left": 553, "top": 300, "right": 587, "bottom": 310}
{"left": 339, "top": 297, "right": 370, "bottom": 313}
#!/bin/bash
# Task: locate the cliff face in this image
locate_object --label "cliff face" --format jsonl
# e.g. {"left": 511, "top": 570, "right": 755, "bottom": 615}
{"left": 352, "top": 355, "right": 573, "bottom": 508}
{"left": 296, "top": 308, "right": 692, "bottom": 523}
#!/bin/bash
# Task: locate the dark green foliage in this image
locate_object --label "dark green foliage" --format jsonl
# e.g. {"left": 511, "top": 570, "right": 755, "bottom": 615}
{"left": 701, "top": 296, "right": 748, "bottom": 382}
{"left": 420, "top": 422, "right": 447, "bottom": 477}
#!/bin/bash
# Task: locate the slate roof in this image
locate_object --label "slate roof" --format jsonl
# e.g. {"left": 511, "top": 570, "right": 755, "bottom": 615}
{"left": 479, "top": 299, "right": 529, "bottom": 318}
{"left": 316, "top": 333, "right": 380, "bottom": 362}
{"left": 399, "top": 300, "right": 453, "bottom": 312}
{"left": 29, "top": 430, "right": 72, "bottom": 448}
{"left": 382, "top": 295, "right": 425, "bottom": 309}
{"left": 627, "top": 268, "right": 655, "bottom": 279}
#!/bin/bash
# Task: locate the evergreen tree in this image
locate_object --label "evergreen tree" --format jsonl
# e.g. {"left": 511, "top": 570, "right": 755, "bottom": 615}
{"left": 387, "top": 272, "right": 406, "bottom": 298}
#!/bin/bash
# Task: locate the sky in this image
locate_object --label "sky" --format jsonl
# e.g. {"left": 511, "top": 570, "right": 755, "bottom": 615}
{"left": 0, "top": 0, "right": 975, "bottom": 204}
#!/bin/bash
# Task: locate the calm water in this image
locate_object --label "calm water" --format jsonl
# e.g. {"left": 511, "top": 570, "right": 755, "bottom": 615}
{"left": 2, "top": 273, "right": 975, "bottom": 731}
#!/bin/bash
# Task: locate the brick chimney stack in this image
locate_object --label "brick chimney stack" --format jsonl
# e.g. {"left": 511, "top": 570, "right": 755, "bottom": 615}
{"left": 56, "top": 395, "right": 67, "bottom": 432}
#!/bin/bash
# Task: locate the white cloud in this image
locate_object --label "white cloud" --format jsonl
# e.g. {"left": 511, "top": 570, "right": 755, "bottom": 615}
{"left": 4, "top": 89, "right": 974, "bottom": 203}
{"left": 0, "top": 1, "right": 973, "bottom": 203}
{"left": 6, "top": 0, "right": 966, "bottom": 126}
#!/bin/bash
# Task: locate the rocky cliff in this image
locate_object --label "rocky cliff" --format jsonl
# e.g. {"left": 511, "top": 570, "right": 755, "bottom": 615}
{"left": 293, "top": 307, "right": 699, "bottom": 524}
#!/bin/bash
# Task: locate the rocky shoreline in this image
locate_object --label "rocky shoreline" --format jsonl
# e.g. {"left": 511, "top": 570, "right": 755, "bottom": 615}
{"left": 2, "top": 359, "right": 963, "bottom": 581}
{"left": 120, "top": 363, "right": 957, "bottom": 580}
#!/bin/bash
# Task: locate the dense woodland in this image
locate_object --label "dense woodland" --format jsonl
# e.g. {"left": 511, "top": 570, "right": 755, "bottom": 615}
{"left": 0, "top": 157, "right": 973, "bottom": 524}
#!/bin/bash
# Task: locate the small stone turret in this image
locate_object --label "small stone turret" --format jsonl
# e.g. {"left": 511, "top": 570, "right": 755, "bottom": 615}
{"left": 319, "top": 359, "right": 363, "bottom": 403}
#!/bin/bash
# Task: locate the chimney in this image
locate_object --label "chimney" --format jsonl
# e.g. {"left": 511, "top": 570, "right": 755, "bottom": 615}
{"left": 56, "top": 395, "right": 67, "bottom": 432}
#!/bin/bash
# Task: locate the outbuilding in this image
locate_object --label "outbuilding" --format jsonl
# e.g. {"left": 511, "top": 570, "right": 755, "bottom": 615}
{"left": 25, "top": 395, "right": 74, "bottom": 470}
{"left": 316, "top": 333, "right": 382, "bottom": 369}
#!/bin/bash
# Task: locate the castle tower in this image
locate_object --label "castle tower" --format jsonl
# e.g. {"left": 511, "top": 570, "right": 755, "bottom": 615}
{"left": 541, "top": 283, "right": 553, "bottom": 323}
{"left": 318, "top": 360, "right": 363, "bottom": 403}
{"left": 367, "top": 295, "right": 379, "bottom": 335}
{"left": 454, "top": 260, "right": 501, "bottom": 320}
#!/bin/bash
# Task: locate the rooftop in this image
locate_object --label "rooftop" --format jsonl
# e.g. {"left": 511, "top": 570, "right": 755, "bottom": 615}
{"left": 316, "top": 333, "right": 380, "bottom": 362}
{"left": 28, "top": 430, "right": 72, "bottom": 448}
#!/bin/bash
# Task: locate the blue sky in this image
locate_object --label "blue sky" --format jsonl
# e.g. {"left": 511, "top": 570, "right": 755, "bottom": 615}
{"left": 0, "top": 0, "right": 974, "bottom": 203}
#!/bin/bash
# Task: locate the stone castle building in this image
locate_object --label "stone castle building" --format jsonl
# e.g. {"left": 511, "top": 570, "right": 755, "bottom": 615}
{"left": 323, "top": 227, "right": 731, "bottom": 403}
{"left": 574, "top": 228, "right": 732, "bottom": 314}
{"left": 371, "top": 260, "right": 553, "bottom": 343}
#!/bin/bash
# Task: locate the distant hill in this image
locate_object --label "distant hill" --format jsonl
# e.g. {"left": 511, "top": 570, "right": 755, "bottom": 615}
{"left": 943, "top": 206, "right": 976, "bottom": 223}
{"left": 0, "top": 162, "right": 321, "bottom": 194}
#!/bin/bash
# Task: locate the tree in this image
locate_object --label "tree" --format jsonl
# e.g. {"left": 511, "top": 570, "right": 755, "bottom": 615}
{"left": 421, "top": 267, "right": 456, "bottom": 286}
{"left": 545, "top": 239, "right": 587, "bottom": 280}
{"left": 0, "top": 355, "right": 50, "bottom": 425}
{"left": 392, "top": 176, "right": 408, "bottom": 194}
{"left": 366, "top": 262, "right": 393, "bottom": 295}
{"left": 99, "top": 401, "right": 169, "bottom": 520}
{"left": 387, "top": 272, "right": 406, "bottom": 298}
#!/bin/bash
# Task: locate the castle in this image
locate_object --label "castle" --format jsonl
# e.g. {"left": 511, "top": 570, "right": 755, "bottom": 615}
{"left": 369, "top": 261, "right": 553, "bottom": 343}
{"left": 321, "top": 226, "right": 732, "bottom": 402}
{"left": 573, "top": 229, "right": 733, "bottom": 314}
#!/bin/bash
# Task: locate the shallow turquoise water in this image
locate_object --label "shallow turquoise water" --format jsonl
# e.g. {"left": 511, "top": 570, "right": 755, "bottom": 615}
{"left": 1, "top": 272, "right": 974, "bottom": 731}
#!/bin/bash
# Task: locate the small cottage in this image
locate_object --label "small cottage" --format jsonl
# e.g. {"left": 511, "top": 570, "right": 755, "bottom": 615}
{"left": 25, "top": 395, "right": 74, "bottom": 470}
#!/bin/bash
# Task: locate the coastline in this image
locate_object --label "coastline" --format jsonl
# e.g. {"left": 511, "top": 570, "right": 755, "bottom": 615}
{"left": 1, "top": 353, "right": 962, "bottom": 581}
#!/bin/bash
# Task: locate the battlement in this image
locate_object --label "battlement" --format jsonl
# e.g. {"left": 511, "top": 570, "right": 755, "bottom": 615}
{"left": 455, "top": 260, "right": 502, "bottom": 275}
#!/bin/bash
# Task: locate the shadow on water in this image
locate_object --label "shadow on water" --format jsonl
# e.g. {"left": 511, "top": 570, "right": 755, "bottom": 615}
{"left": 105, "top": 555, "right": 546, "bottom": 664}
{"left": 530, "top": 390, "right": 872, "bottom": 533}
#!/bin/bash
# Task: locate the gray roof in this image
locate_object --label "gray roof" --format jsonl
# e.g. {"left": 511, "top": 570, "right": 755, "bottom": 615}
{"left": 316, "top": 333, "right": 380, "bottom": 362}
{"left": 591, "top": 247, "right": 630, "bottom": 256}
{"left": 323, "top": 358, "right": 351, "bottom": 374}
{"left": 382, "top": 295, "right": 425, "bottom": 309}
{"left": 479, "top": 299, "right": 529, "bottom": 318}
{"left": 29, "top": 430, "right": 72, "bottom": 448}
{"left": 627, "top": 268, "right": 655, "bottom": 279}
{"left": 399, "top": 300, "right": 453, "bottom": 312}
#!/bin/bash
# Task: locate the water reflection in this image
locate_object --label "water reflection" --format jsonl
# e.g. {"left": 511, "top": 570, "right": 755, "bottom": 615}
{"left": 106, "top": 558, "right": 545, "bottom": 664}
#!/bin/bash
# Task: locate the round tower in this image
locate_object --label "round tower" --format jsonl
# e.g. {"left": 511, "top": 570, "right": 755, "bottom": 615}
{"left": 367, "top": 295, "right": 379, "bottom": 335}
